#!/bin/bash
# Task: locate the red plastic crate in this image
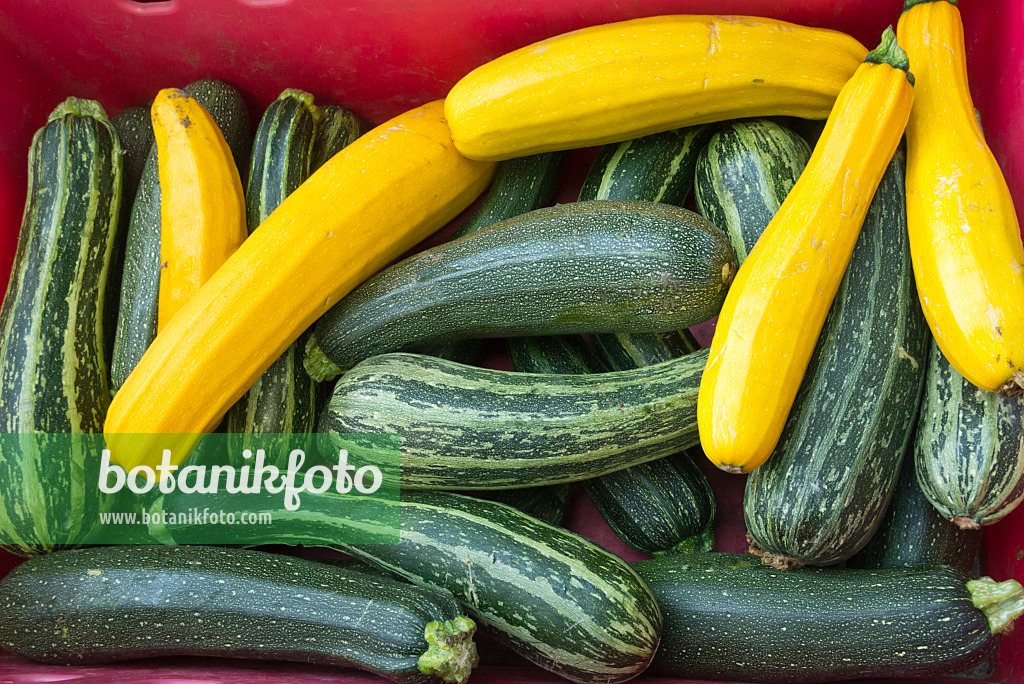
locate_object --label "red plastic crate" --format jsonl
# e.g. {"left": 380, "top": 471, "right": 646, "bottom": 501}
{"left": 0, "top": 1, "right": 1022, "bottom": 682}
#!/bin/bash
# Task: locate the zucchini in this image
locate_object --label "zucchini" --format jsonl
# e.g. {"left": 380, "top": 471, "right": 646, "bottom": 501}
{"left": 310, "top": 104, "right": 364, "bottom": 170}
{"left": 488, "top": 484, "right": 572, "bottom": 527}
{"left": 305, "top": 200, "right": 736, "bottom": 380}
{"left": 915, "top": 338, "right": 1024, "bottom": 528}
{"left": 509, "top": 333, "right": 715, "bottom": 554}
{"left": 693, "top": 119, "right": 812, "bottom": 265}
{"left": 157, "top": 490, "right": 662, "bottom": 684}
{"left": 743, "top": 151, "right": 930, "bottom": 567}
{"left": 0, "top": 545, "right": 478, "bottom": 684}
{"left": 0, "top": 99, "right": 122, "bottom": 556}
{"left": 633, "top": 553, "right": 1024, "bottom": 682}
{"left": 849, "top": 449, "right": 981, "bottom": 574}
{"left": 110, "top": 79, "right": 251, "bottom": 391}
{"left": 317, "top": 348, "right": 707, "bottom": 489}
{"left": 226, "top": 91, "right": 357, "bottom": 466}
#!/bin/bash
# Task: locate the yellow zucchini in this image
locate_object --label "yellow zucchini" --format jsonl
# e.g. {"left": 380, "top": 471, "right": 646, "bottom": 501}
{"left": 104, "top": 100, "right": 496, "bottom": 470}
{"left": 898, "top": 0, "right": 1024, "bottom": 395}
{"left": 697, "top": 29, "right": 915, "bottom": 473}
{"left": 152, "top": 89, "right": 247, "bottom": 332}
{"left": 445, "top": 15, "right": 867, "bottom": 161}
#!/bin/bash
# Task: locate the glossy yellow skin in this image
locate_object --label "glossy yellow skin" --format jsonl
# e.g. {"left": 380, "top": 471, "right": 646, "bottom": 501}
{"left": 152, "top": 89, "right": 247, "bottom": 332}
{"left": 105, "top": 100, "right": 496, "bottom": 470}
{"left": 697, "top": 60, "right": 915, "bottom": 473}
{"left": 899, "top": 2, "right": 1024, "bottom": 393}
{"left": 445, "top": 15, "right": 867, "bottom": 161}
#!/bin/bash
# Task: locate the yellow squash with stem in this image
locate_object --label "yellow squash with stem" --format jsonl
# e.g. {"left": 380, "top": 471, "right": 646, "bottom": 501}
{"left": 899, "top": 0, "right": 1024, "bottom": 395}
{"left": 152, "top": 88, "right": 247, "bottom": 332}
{"left": 104, "top": 100, "right": 496, "bottom": 470}
{"left": 697, "top": 28, "right": 915, "bottom": 473}
{"left": 445, "top": 15, "right": 867, "bottom": 161}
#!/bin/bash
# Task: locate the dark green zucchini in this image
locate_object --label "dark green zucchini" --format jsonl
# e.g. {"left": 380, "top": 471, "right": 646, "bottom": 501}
{"left": 0, "top": 545, "right": 478, "bottom": 684}
{"left": 317, "top": 348, "right": 706, "bottom": 489}
{"left": 110, "top": 79, "right": 251, "bottom": 391}
{"left": 633, "top": 553, "right": 1024, "bottom": 682}
{"left": 226, "top": 90, "right": 358, "bottom": 466}
{"left": 310, "top": 104, "right": 364, "bottom": 170}
{"left": 915, "top": 339, "right": 1024, "bottom": 529}
{"left": 694, "top": 119, "right": 812, "bottom": 265}
{"left": 488, "top": 484, "right": 572, "bottom": 527}
{"left": 0, "top": 99, "right": 122, "bottom": 556}
{"left": 156, "top": 490, "right": 662, "bottom": 684}
{"left": 849, "top": 447, "right": 981, "bottom": 574}
{"left": 305, "top": 200, "right": 735, "bottom": 380}
{"left": 743, "top": 151, "right": 930, "bottom": 568}
{"left": 578, "top": 125, "right": 712, "bottom": 204}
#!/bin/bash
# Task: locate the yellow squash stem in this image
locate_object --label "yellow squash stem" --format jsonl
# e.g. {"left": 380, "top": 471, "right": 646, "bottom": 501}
{"left": 697, "top": 28, "right": 915, "bottom": 474}
{"left": 104, "top": 100, "right": 496, "bottom": 470}
{"left": 152, "top": 89, "right": 247, "bottom": 332}
{"left": 899, "top": 1, "right": 1024, "bottom": 395}
{"left": 445, "top": 15, "right": 867, "bottom": 161}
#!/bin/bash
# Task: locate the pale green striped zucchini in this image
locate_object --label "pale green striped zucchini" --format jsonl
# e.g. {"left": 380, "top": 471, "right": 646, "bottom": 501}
{"left": 0, "top": 99, "right": 122, "bottom": 556}
{"left": 915, "top": 339, "right": 1024, "bottom": 529}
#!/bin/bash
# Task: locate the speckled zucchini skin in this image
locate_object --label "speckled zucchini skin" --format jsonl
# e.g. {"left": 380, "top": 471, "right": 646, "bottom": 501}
{"left": 110, "top": 80, "right": 250, "bottom": 391}
{"left": 488, "top": 484, "right": 572, "bottom": 527}
{"left": 694, "top": 119, "right": 811, "bottom": 265}
{"left": 633, "top": 553, "right": 998, "bottom": 682}
{"left": 744, "top": 152, "right": 930, "bottom": 566}
{"left": 0, "top": 545, "right": 477, "bottom": 684}
{"left": 849, "top": 451, "right": 981, "bottom": 573}
{"left": 310, "top": 104, "right": 363, "bottom": 170}
{"left": 317, "top": 348, "right": 707, "bottom": 489}
{"left": 0, "top": 100, "right": 122, "bottom": 556}
{"left": 307, "top": 200, "right": 735, "bottom": 376}
{"left": 915, "top": 338, "right": 1024, "bottom": 527}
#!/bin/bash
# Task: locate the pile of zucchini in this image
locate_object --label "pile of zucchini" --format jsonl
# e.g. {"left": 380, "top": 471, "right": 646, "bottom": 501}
{"left": 2, "top": 3, "right": 1024, "bottom": 684}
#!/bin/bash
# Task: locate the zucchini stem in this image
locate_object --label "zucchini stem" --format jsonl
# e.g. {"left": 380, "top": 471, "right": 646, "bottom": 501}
{"left": 304, "top": 336, "right": 343, "bottom": 382}
{"left": 998, "top": 371, "right": 1024, "bottom": 398}
{"left": 967, "top": 577, "right": 1024, "bottom": 634}
{"left": 653, "top": 526, "right": 714, "bottom": 557}
{"left": 419, "top": 616, "right": 479, "bottom": 684}
{"left": 49, "top": 97, "right": 108, "bottom": 122}
{"left": 865, "top": 27, "right": 915, "bottom": 85}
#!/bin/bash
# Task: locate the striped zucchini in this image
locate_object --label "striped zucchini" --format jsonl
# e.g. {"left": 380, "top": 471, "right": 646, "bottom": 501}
{"left": 310, "top": 104, "right": 364, "bottom": 170}
{"left": 226, "top": 91, "right": 359, "bottom": 466}
{"left": 110, "top": 80, "right": 251, "bottom": 391}
{"left": 317, "top": 348, "right": 707, "bottom": 489}
{"left": 0, "top": 546, "right": 478, "bottom": 684}
{"left": 488, "top": 484, "right": 572, "bottom": 527}
{"left": 744, "top": 151, "right": 930, "bottom": 567}
{"left": 0, "top": 99, "right": 122, "bottom": 556}
{"left": 305, "top": 200, "right": 735, "bottom": 380}
{"left": 633, "top": 553, "right": 1024, "bottom": 682}
{"left": 509, "top": 333, "right": 715, "bottom": 553}
{"left": 849, "top": 450, "right": 981, "bottom": 574}
{"left": 157, "top": 490, "right": 662, "bottom": 684}
{"left": 915, "top": 338, "right": 1024, "bottom": 529}
{"left": 694, "top": 119, "right": 812, "bottom": 264}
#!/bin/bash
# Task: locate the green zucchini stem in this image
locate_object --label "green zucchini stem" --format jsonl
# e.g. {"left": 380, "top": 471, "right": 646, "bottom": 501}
{"left": 49, "top": 97, "right": 108, "bottom": 122}
{"left": 865, "top": 27, "right": 915, "bottom": 86}
{"left": 653, "top": 526, "right": 714, "bottom": 557}
{"left": 967, "top": 577, "right": 1024, "bottom": 634}
{"left": 304, "top": 336, "right": 343, "bottom": 382}
{"left": 904, "top": 0, "right": 957, "bottom": 10}
{"left": 419, "top": 616, "right": 479, "bottom": 684}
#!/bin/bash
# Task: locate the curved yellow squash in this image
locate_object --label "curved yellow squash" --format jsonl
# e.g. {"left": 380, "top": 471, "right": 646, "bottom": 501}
{"left": 697, "top": 30, "right": 915, "bottom": 473}
{"left": 105, "top": 100, "right": 496, "bottom": 470}
{"left": 445, "top": 15, "right": 867, "bottom": 161}
{"left": 152, "top": 89, "right": 247, "bottom": 332}
{"left": 899, "top": 0, "right": 1024, "bottom": 394}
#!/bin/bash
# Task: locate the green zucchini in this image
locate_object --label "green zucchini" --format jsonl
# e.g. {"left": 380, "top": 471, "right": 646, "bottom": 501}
{"left": 915, "top": 338, "right": 1024, "bottom": 529}
{"left": 633, "top": 553, "right": 1024, "bottom": 682}
{"left": 106, "top": 105, "right": 154, "bottom": 363}
{"left": 317, "top": 348, "right": 706, "bottom": 489}
{"left": 0, "top": 545, "right": 478, "bottom": 684}
{"left": 226, "top": 90, "right": 358, "bottom": 466}
{"left": 849, "top": 449, "right": 981, "bottom": 574}
{"left": 110, "top": 79, "right": 251, "bottom": 391}
{"left": 488, "top": 484, "right": 572, "bottom": 527}
{"left": 743, "top": 151, "right": 930, "bottom": 568}
{"left": 694, "top": 119, "right": 812, "bottom": 265}
{"left": 310, "top": 104, "right": 364, "bottom": 170}
{"left": 0, "top": 99, "right": 122, "bottom": 556}
{"left": 305, "top": 200, "right": 735, "bottom": 380}
{"left": 578, "top": 125, "right": 712, "bottom": 204}
{"left": 156, "top": 490, "right": 662, "bottom": 684}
